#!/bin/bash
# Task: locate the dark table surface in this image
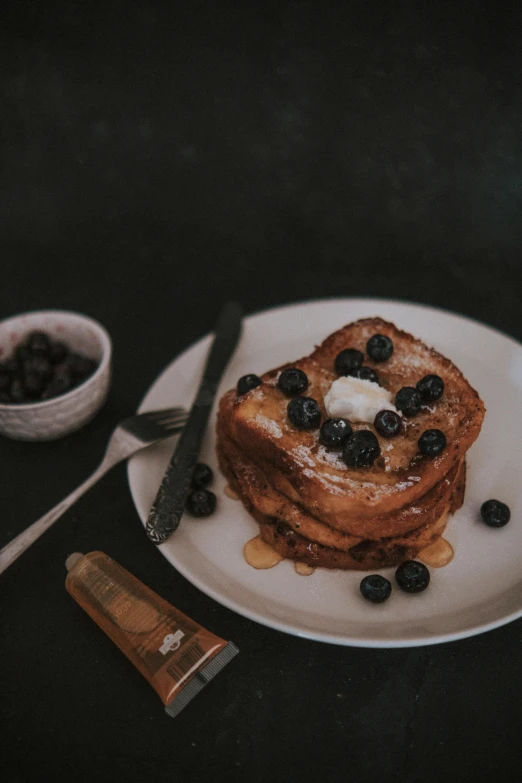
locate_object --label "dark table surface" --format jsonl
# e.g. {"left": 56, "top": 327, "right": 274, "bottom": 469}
{"left": 1, "top": 3, "right": 522, "bottom": 782}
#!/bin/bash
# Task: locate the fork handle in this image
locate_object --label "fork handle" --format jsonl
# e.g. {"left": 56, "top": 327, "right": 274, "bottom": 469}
{"left": 0, "top": 459, "right": 114, "bottom": 576}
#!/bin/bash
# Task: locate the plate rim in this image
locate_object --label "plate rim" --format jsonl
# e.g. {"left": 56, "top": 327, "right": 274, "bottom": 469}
{"left": 128, "top": 297, "right": 522, "bottom": 648}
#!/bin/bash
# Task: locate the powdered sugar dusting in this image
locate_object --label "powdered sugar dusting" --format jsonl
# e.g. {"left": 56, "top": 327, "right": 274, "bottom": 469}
{"left": 302, "top": 468, "right": 345, "bottom": 494}
{"left": 400, "top": 355, "right": 425, "bottom": 369}
{"left": 292, "top": 444, "right": 316, "bottom": 467}
{"left": 316, "top": 445, "right": 348, "bottom": 471}
{"left": 291, "top": 444, "right": 421, "bottom": 496}
{"left": 296, "top": 463, "right": 423, "bottom": 499}
{"left": 247, "top": 387, "right": 265, "bottom": 401}
{"left": 255, "top": 414, "right": 283, "bottom": 438}
{"left": 396, "top": 480, "right": 415, "bottom": 489}
{"left": 397, "top": 344, "right": 432, "bottom": 371}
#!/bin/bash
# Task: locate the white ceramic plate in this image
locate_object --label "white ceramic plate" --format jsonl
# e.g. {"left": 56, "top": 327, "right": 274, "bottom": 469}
{"left": 128, "top": 299, "right": 522, "bottom": 647}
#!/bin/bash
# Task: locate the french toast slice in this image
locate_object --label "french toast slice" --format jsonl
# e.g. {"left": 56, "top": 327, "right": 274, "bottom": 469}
{"left": 217, "top": 427, "right": 464, "bottom": 551}
{"left": 258, "top": 459, "right": 466, "bottom": 570}
{"left": 218, "top": 389, "right": 464, "bottom": 539}
{"left": 217, "top": 317, "right": 484, "bottom": 535}
{"left": 257, "top": 513, "right": 448, "bottom": 570}
{"left": 219, "top": 436, "right": 466, "bottom": 570}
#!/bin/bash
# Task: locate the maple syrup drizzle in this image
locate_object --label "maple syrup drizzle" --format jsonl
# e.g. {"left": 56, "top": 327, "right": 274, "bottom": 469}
{"left": 243, "top": 535, "right": 284, "bottom": 569}
{"left": 418, "top": 538, "right": 454, "bottom": 568}
{"left": 294, "top": 562, "right": 316, "bottom": 576}
{"left": 224, "top": 484, "right": 240, "bottom": 500}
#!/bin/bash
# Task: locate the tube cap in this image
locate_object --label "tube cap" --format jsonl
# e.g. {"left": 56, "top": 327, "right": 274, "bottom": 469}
{"left": 65, "top": 552, "right": 84, "bottom": 572}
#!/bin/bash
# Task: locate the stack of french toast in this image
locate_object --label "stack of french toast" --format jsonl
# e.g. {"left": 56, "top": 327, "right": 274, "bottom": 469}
{"left": 216, "top": 318, "right": 485, "bottom": 571}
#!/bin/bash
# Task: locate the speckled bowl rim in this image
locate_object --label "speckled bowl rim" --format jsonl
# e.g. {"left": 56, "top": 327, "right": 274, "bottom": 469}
{"left": 0, "top": 309, "right": 112, "bottom": 410}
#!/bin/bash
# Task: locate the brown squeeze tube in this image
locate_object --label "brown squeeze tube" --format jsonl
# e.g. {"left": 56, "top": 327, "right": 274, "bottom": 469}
{"left": 65, "top": 551, "right": 239, "bottom": 717}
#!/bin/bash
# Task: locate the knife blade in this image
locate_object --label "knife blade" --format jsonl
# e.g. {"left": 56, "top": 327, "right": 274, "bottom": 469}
{"left": 146, "top": 301, "right": 243, "bottom": 544}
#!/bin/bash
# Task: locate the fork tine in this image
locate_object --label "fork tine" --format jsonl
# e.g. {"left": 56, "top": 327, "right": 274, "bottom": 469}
{"left": 160, "top": 418, "right": 188, "bottom": 433}
{"left": 157, "top": 412, "right": 189, "bottom": 427}
{"left": 152, "top": 412, "right": 189, "bottom": 427}
{"left": 139, "top": 407, "right": 186, "bottom": 422}
{"left": 149, "top": 409, "right": 188, "bottom": 424}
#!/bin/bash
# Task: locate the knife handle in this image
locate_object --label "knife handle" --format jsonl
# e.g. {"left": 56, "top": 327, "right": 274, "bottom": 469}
{"left": 146, "top": 391, "right": 214, "bottom": 544}
{"left": 145, "top": 457, "right": 192, "bottom": 543}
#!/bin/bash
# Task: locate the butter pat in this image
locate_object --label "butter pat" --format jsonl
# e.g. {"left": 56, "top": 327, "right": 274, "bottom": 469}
{"left": 324, "top": 376, "right": 397, "bottom": 423}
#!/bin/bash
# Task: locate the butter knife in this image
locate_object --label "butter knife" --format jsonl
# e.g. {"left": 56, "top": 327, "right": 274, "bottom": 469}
{"left": 146, "top": 301, "right": 243, "bottom": 544}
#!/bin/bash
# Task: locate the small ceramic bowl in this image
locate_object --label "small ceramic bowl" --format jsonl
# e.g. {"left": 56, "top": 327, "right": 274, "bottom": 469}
{"left": 0, "top": 310, "right": 112, "bottom": 441}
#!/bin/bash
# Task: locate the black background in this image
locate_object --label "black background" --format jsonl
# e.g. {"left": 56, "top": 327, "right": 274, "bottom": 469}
{"left": 1, "top": 2, "right": 521, "bottom": 782}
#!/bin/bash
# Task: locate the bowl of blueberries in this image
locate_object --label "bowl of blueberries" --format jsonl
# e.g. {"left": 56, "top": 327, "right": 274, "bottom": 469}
{"left": 0, "top": 310, "right": 111, "bottom": 440}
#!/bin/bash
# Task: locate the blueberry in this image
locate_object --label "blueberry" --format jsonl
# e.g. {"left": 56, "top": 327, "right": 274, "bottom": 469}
{"left": 66, "top": 353, "right": 97, "bottom": 380}
{"left": 3, "top": 358, "right": 18, "bottom": 375}
{"left": 41, "top": 375, "right": 72, "bottom": 399}
{"left": 480, "top": 499, "right": 511, "bottom": 528}
{"left": 335, "top": 348, "right": 364, "bottom": 376}
{"left": 27, "top": 330, "right": 51, "bottom": 356}
{"left": 185, "top": 489, "right": 217, "bottom": 517}
{"left": 9, "top": 378, "right": 26, "bottom": 403}
{"left": 15, "top": 345, "right": 31, "bottom": 365}
{"left": 287, "top": 396, "right": 322, "bottom": 430}
{"left": 360, "top": 574, "right": 392, "bottom": 603}
{"left": 319, "top": 418, "right": 352, "bottom": 448}
{"left": 277, "top": 368, "right": 309, "bottom": 396}
{"left": 23, "top": 356, "right": 52, "bottom": 381}
{"left": 395, "top": 560, "right": 430, "bottom": 593}
{"left": 237, "top": 374, "right": 262, "bottom": 395}
{"left": 191, "top": 463, "right": 213, "bottom": 489}
{"left": 418, "top": 429, "right": 446, "bottom": 457}
{"left": 343, "top": 430, "right": 380, "bottom": 468}
{"left": 366, "top": 334, "right": 393, "bottom": 362}
{"left": 48, "top": 341, "right": 68, "bottom": 364}
{"left": 53, "top": 362, "right": 73, "bottom": 381}
{"left": 395, "top": 386, "right": 422, "bottom": 417}
{"left": 416, "top": 374, "right": 444, "bottom": 402}
{"left": 47, "top": 364, "right": 74, "bottom": 397}
{"left": 23, "top": 371, "right": 45, "bottom": 399}
{"left": 374, "top": 409, "right": 402, "bottom": 438}
{"left": 350, "top": 366, "right": 379, "bottom": 384}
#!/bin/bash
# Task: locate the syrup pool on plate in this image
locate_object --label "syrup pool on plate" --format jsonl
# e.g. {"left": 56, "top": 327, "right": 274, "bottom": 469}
{"left": 224, "top": 484, "right": 240, "bottom": 500}
{"left": 418, "top": 538, "right": 454, "bottom": 568}
{"left": 294, "top": 562, "right": 316, "bottom": 576}
{"left": 243, "top": 536, "right": 284, "bottom": 569}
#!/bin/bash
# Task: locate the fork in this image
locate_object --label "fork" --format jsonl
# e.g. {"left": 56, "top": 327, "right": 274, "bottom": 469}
{"left": 0, "top": 407, "right": 188, "bottom": 575}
